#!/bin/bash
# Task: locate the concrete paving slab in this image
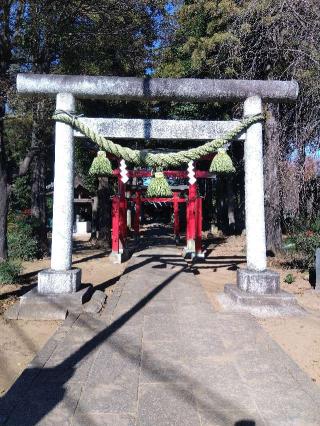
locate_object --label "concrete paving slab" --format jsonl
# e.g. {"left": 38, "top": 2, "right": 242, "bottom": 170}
{"left": 143, "top": 314, "right": 181, "bottom": 341}
{"left": 87, "top": 348, "right": 141, "bottom": 388}
{"left": 198, "top": 408, "right": 264, "bottom": 426}
{"left": 73, "top": 413, "right": 136, "bottom": 426}
{"left": 6, "top": 286, "right": 92, "bottom": 321}
{"left": 140, "top": 340, "right": 188, "bottom": 384}
{"left": 143, "top": 299, "right": 176, "bottom": 315}
{"left": 138, "top": 383, "right": 200, "bottom": 426}
{"left": 2, "top": 243, "right": 320, "bottom": 425}
{"left": 6, "top": 384, "right": 81, "bottom": 426}
{"left": 77, "top": 383, "right": 137, "bottom": 414}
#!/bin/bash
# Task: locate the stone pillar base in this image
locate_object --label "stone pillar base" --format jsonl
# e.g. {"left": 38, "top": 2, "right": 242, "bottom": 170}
{"left": 183, "top": 250, "right": 205, "bottom": 260}
{"left": 183, "top": 239, "right": 195, "bottom": 258}
{"left": 38, "top": 268, "right": 81, "bottom": 294}
{"left": 237, "top": 268, "right": 280, "bottom": 294}
{"left": 5, "top": 286, "right": 92, "bottom": 320}
{"left": 224, "top": 284, "right": 297, "bottom": 307}
{"left": 110, "top": 249, "right": 130, "bottom": 264}
{"left": 221, "top": 268, "right": 304, "bottom": 316}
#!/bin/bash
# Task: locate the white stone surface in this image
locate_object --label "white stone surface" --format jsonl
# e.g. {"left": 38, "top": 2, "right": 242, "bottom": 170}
{"left": 244, "top": 96, "right": 267, "bottom": 271}
{"left": 38, "top": 268, "right": 81, "bottom": 294}
{"left": 74, "top": 221, "right": 91, "bottom": 235}
{"left": 51, "top": 93, "right": 75, "bottom": 272}
{"left": 74, "top": 118, "right": 245, "bottom": 140}
{"left": 127, "top": 209, "right": 132, "bottom": 229}
{"left": 17, "top": 73, "right": 299, "bottom": 102}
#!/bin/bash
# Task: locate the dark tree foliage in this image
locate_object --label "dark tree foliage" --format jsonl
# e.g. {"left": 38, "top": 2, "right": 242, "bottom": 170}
{"left": 0, "top": 0, "right": 168, "bottom": 259}
{"left": 157, "top": 0, "right": 320, "bottom": 251}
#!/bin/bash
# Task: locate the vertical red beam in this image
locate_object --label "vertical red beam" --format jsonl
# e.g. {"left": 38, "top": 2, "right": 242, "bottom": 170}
{"left": 134, "top": 191, "right": 141, "bottom": 238}
{"left": 123, "top": 199, "right": 128, "bottom": 240}
{"left": 173, "top": 191, "right": 180, "bottom": 241}
{"left": 186, "top": 197, "right": 190, "bottom": 241}
{"left": 112, "top": 196, "right": 120, "bottom": 253}
{"left": 196, "top": 197, "right": 203, "bottom": 254}
{"left": 188, "top": 183, "right": 197, "bottom": 240}
{"left": 118, "top": 178, "right": 126, "bottom": 250}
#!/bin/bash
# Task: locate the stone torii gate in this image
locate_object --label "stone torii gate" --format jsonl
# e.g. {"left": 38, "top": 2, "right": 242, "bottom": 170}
{"left": 12, "top": 74, "right": 298, "bottom": 319}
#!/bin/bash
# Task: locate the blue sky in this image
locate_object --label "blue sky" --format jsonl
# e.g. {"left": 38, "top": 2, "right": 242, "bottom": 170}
{"left": 145, "top": 2, "right": 177, "bottom": 75}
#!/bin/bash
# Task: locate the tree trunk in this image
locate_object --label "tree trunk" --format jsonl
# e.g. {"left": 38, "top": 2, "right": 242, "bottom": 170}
{"left": 90, "top": 195, "right": 98, "bottom": 240}
{"left": 296, "top": 142, "right": 307, "bottom": 217}
{"left": 31, "top": 151, "right": 48, "bottom": 253}
{"left": 0, "top": 101, "right": 8, "bottom": 262}
{"left": 264, "top": 103, "right": 282, "bottom": 255}
{"left": 96, "top": 177, "right": 111, "bottom": 249}
{"left": 30, "top": 100, "right": 48, "bottom": 253}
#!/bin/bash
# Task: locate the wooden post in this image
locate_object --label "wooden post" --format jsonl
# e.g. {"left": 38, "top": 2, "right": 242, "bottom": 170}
{"left": 196, "top": 197, "right": 203, "bottom": 254}
{"left": 118, "top": 178, "right": 126, "bottom": 251}
{"left": 134, "top": 191, "right": 141, "bottom": 239}
{"left": 173, "top": 191, "right": 180, "bottom": 243}
{"left": 112, "top": 196, "right": 120, "bottom": 254}
{"left": 186, "top": 183, "right": 197, "bottom": 255}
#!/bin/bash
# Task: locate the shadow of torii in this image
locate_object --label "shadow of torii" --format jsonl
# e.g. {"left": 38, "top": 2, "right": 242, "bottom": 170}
{"left": 1, "top": 252, "right": 257, "bottom": 426}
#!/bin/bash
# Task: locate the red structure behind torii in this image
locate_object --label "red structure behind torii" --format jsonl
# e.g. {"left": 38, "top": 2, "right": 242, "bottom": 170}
{"left": 111, "top": 168, "right": 211, "bottom": 263}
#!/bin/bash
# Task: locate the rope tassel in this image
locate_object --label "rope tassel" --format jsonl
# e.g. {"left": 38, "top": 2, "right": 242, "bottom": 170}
{"left": 209, "top": 149, "right": 236, "bottom": 174}
{"left": 146, "top": 172, "right": 173, "bottom": 198}
{"left": 89, "top": 151, "right": 113, "bottom": 176}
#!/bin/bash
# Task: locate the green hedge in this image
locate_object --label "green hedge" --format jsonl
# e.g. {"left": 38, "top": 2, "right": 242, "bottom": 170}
{"left": 8, "top": 214, "right": 39, "bottom": 261}
{"left": 0, "top": 260, "right": 22, "bottom": 284}
{"left": 288, "top": 215, "right": 320, "bottom": 268}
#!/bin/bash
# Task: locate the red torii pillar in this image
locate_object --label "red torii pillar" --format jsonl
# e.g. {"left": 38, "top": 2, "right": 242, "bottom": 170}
{"left": 184, "top": 182, "right": 203, "bottom": 259}
{"left": 173, "top": 191, "right": 180, "bottom": 243}
{"left": 111, "top": 177, "right": 127, "bottom": 263}
{"left": 111, "top": 168, "right": 205, "bottom": 261}
{"left": 186, "top": 182, "right": 197, "bottom": 255}
{"left": 195, "top": 196, "right": 203, "bottom": 256}
{"left": 134, "top": 190, "right": 141, "bottom": 240}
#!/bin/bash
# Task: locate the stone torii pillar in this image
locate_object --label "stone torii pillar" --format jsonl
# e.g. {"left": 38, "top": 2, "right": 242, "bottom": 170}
{"left": 236, "top": 96, "right": 280, "bottom": 294}
{"left": 224, "top": 96, "right": 297, "bottom": 311}
{"left": 9, "top": 92, "right": 85, "bottom": 319}
{"left": 38, "top": 93, "right": 81, "bottom": 294}
{"left": 243, "top": 96, "right": 267, "bottom": 272}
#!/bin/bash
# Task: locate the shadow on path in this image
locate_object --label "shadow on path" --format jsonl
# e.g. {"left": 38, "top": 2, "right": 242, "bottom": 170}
{"left": 0, "top": 249, "right": 257, "bottom": 426}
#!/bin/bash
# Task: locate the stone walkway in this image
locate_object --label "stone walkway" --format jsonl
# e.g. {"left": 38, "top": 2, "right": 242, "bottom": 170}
{"left": 1, "top": 244, "right": 320, "bottom": 425}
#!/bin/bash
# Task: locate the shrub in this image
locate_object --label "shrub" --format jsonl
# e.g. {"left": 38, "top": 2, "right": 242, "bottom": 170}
{"left": 290, "top": 231, "right": 320, "bottom": 268}
{"left": 284, "top": 273, "right": 296, "bottom": 284}
{"left": 10, "top": 176, "right": 31, "bottom": 211}
{"left": 8, "top": 214, "right": 39, "bottom": 260}
{"left": 0, "top": 260, "right": 22, "bottom": 284}
{"left": 310, "top": 216, "right": 320, "bottom": 233}
{"left": 287, "top": 215, "right": 320, "bottom": 269}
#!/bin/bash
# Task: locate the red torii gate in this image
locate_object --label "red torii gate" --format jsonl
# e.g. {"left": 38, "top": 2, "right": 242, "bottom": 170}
{"left": 111, "top": 168, "right": 211, "bottom": 262}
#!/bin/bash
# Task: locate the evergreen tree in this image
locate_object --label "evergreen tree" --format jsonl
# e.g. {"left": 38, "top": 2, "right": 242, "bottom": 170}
{"left": 0, "top": 0, "right": 168, "bottom": 259}
{"left": 158, "top": 0, "right": 320, "bottom": 252}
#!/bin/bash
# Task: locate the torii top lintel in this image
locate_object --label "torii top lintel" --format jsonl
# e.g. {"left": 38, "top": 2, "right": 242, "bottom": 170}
{"left": 17, "top": 74, "right": 298, "bottom": 103}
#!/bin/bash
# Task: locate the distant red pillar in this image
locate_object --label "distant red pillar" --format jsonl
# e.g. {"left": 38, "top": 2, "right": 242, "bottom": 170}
{"left": 195, "top": 196, "right": 202, "bottom": 254}
{"left": 134, "top": 191, "right": 141, "bottom": 239}
{"left": 186, "top": 183, "right": 197, "bottom": 255}
{"left": 173, "top": 191, "right": 180, "bottom": 242}
{"left": 118, "top": 178, "right": 127, "bottom": 251}
{"left": 112, "top": 196, "right": 120, "bottom": 253}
